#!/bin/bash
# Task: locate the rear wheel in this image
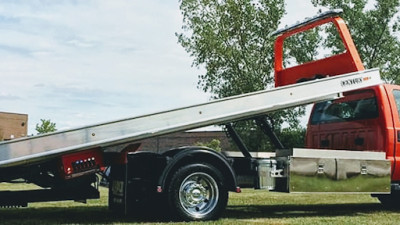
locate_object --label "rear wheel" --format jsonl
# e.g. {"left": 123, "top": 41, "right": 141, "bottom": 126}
{"left": 167, "top": 163, "right": 228, "bottom": 221}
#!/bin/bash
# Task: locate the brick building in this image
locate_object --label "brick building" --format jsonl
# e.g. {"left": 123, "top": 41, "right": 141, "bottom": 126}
{"left": 0, "top": 112, "right": 28, "bottom": 141}
{"left": 0, "top": 112, "right": 236, "bottom": 153}
{"left": 138, "top": 131, "right": 235, "bottom": 153}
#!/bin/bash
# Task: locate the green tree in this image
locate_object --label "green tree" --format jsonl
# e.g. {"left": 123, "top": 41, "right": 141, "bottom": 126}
{"left": 277, "top": 127, "right": 307, "bottom": 148}
{"left": 195, "top": 139, "right": 222, "bottom": 152}
{"left": 35, "top": 119, "right": 57, "bottom": 134}
{"left": 177, "top": 0, "right": 284, "bottom": 97}
{"left": 177, "top": 0, "right": 316, "bottom": 150}
{"left": 311, "top": 0, "right": 400, "bottom": 83}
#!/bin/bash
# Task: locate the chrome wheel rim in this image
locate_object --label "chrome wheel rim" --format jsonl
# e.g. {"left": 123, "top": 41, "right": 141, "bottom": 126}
{"left": 179, "top": 172, "right": 219, "bottom": 218}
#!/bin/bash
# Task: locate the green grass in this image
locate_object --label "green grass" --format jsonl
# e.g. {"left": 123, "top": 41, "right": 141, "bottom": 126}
{"left": 1, "top": 183, "right": 400, "bottom": 224}
{"left": 290, "top": 174, "right": 390, "bottom": 192}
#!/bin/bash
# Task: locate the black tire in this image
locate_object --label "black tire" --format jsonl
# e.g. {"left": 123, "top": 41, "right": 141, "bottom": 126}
{"left": 167, "top": 163, "right": 228, "bottom": 221}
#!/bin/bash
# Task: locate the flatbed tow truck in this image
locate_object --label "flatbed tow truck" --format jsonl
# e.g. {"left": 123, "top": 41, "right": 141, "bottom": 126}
{"left": 0, "top": 10, "right": 394, "bottom": 221}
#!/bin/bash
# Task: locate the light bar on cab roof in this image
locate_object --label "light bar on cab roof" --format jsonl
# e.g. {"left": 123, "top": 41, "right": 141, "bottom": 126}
{"left": 271, "top": 9, "right": 343, "bottom": 36}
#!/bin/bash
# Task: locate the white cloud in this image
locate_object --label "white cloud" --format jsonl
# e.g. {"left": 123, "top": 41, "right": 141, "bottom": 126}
{"left": 281, "top": 0, "right": 320, "bottom": 29}
{"left": 0, "top": 1, "right": 316, "bottom": 134}
{"left": 0, "top": 1, "right": 209, "bottom": 134}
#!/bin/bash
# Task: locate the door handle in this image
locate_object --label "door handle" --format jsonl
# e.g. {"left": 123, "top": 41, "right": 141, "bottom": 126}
{"left": 320, "top": 140, "right": 329, "bottom": 147}
{"left": 355, "top": 137, "right": 364, "bottom": 146}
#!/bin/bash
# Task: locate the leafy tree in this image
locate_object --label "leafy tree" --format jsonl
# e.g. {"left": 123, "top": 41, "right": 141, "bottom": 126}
{"left": 311, "top": 0, "right": 400, "bottom": 83}
{"left": 35, "top": 119, "right": 57, "bottom": 134}
{"left": 177, "top": 0, "right": 316, "bottom": 150}
{"left": 195, "top": 139, "right": 222, "bottom": 152}
{"left": 283, "top": 27, "right": 323, "bottom": 67}
{"left": 277, "top": 127, "right": 307, "bottom": 148}
{"left": 177, "top": 0, "right": 284, "bottom": 97}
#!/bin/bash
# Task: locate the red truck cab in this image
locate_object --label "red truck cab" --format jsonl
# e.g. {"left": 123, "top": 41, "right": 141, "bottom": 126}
{"left": 273, "top": 10, "right": 400, "bottom": 184}
{"left": 306, "top": 84, "right": 400, "bottom": 181}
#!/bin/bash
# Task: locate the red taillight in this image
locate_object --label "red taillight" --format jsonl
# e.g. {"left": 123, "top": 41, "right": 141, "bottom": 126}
{"left": 60, "top": 148, "right": 104, "bottom": 179}
{"left": 236, "top": 187, "right": 241, "bottom": 193}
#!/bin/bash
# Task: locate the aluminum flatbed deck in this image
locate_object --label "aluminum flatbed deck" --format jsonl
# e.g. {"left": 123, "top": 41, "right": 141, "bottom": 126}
{"left": 0, "top": 69, "right": 381, "bottom": 168}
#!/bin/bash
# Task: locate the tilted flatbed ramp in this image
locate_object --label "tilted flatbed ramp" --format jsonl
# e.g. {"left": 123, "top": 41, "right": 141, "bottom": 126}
{"left": 0, "top": 69, "right": 381, "bottom": 168}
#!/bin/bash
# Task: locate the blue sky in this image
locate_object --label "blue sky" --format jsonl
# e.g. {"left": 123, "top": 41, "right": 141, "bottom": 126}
{"left": 0, "top": 1, "right": 318, "bottom": 134}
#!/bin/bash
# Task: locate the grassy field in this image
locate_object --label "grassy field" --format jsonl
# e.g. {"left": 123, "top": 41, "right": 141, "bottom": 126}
{"left": 1, "top": 183, "right": 400, "bottom": 225}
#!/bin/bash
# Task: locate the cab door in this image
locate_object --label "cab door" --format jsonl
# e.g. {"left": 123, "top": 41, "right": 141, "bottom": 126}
{"left": 383, "top": 85, "right": 400, "bottom": 180}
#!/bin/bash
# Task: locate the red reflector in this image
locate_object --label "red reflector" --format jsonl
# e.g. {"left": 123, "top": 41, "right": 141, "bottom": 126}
{"left": 157, "top": 186, "right": 163, "bottom": 193}
{"left": 236, "top": 187, "right": 241, "bottom": 193}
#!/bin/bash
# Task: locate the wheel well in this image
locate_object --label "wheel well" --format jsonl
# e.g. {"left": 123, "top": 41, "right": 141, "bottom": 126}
{"left": 159, "top": 147, "right": 238, "bottom": 192}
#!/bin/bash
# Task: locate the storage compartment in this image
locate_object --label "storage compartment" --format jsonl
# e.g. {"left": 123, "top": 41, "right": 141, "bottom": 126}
{"left": 256, "top": 159, "right": 278, "bottom": 190}
{"left": 275, "top": 148, "right": 391, "bottom": 193}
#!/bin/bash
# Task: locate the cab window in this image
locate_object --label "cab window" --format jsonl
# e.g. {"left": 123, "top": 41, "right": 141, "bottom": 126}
{"left": 311, "top": 95, "right": 378, "bottom": 125}
{"left": 392, "top": 90, "right": 400, "bottom": 120}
